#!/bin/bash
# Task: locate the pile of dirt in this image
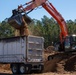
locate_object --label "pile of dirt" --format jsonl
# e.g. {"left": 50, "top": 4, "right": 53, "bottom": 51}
{"left": 43, "top": 46, "right": 76, "bottom": 73}
{"left": 44, "top": 46, "right": 57, "bottom": 61}
{"left": 44, "top": 46, "right": 55, "bottom": 53}
{"left": 43, "top": 58, "right": 62, "bottom": 72}
{"left": 0, "top": 64, "right": 10, "bottom": 70}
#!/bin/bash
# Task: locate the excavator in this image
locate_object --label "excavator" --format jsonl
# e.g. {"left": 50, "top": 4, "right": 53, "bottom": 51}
{"left": 7, "top": 0, "right": 76, "bottom": 52}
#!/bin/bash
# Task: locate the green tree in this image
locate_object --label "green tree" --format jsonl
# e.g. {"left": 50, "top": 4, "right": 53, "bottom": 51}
{"left": 0, "top": 21, "right": 15, "bottom": 38}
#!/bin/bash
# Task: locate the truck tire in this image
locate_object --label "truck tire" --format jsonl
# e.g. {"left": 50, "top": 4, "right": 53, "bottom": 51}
{"left": 19, "top": 64, "right": 32, "bottom": 74}
{"left": 11, "top": 64, "right": 19, "bottom": 74}
{"left": 38, "top": 65, "right": 44, "bottom": 73}
{"left": 19, "top": 64, "right": 26, "bottom": 74}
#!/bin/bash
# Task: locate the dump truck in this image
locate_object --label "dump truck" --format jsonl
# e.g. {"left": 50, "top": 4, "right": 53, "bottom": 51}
{"left": 0, "top": 35, "right": 44, "bottom": 74}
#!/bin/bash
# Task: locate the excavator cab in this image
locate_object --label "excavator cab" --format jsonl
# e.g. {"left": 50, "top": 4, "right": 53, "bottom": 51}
{"left": 62, "top": 34, "right": 76, "bottom": 52}
{"left": 69, "top": 34, "right": 76, "bottom": 50}
{"left": 55, "top": 34, "right": 76, "bottom": 52}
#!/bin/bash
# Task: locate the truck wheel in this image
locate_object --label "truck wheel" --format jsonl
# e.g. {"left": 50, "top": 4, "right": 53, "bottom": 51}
{"left": 38, "top": 65, "right": 44, "bottom": 73}
{"left": 11, "top": 64, "right": 19, "bottom": 74}
{"left": 19, "top": 64, "right": 29, "bottom": 74}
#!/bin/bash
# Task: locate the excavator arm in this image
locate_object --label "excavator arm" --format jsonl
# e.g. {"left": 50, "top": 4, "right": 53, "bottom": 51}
{"left": 8, "top": 0, "right": 69, "bottom": 51}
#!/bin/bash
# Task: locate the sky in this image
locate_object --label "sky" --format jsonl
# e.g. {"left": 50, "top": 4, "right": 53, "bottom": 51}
{"left": 0, "top": 0, "right": 76, "bottom": 22}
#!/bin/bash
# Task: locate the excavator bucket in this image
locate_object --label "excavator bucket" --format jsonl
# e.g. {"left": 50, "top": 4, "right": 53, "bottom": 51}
{"left": 8, "top": 14, "right": 32, "bottom": 29}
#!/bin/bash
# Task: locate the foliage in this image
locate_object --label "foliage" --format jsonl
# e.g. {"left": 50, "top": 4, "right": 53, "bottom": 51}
{"left": 0, "top": 16, "right": 76, "bottom": 48}
{"left": 29, "top": 16, "right": 60, "bottom": 48}
{"left": 0, "top": 21, "right": 15, "bottom": 38}
{"left": 29, "top": 16, "right": 76, "bottom": 48}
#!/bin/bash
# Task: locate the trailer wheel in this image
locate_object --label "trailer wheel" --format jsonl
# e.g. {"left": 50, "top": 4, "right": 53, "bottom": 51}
{"left": 19, "top": 64, "right": 32, "bottom": 74}
{"left": 11, "top": 64, "right": 19, "bottom": 74}
{"left": 19, "top": 64, "right": 29, "bottom": 74}
{"left": 38, "top": 65, "right": 44, "bottom": 73}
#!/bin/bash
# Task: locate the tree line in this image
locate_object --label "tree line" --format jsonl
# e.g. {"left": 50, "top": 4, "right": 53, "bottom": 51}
{"left": 0, "top": 15, "right": 76, "bottom": 48}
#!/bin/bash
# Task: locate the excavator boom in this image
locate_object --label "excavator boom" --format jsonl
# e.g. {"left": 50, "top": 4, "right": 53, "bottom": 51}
{"left": 42, "top": 2, "right": 68, "bottom": 42}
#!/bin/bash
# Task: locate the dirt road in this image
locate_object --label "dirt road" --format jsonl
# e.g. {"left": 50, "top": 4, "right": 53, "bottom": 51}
{"left": 0, "top": 69, "right": 76, "bottom": 75}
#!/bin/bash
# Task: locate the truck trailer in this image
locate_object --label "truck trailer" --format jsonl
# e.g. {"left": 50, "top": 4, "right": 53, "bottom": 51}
{"left": 0, "top": 35, "right": 44, "bottom": 74}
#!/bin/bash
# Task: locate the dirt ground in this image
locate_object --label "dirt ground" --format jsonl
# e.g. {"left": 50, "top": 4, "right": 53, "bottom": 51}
{"left": 0, "top": 67, "right": 76, "bottom": 75}
{"left": 0, "top": 46, "right": 76, "bottom": 75}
